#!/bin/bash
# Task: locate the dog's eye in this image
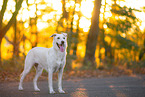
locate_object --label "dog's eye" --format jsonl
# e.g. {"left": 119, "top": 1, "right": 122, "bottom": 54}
{"left": 63, "top": 37, "right": 65, "bottom": 39}
{"left": 57, "top": 37, "right": 60, "bottom": 39}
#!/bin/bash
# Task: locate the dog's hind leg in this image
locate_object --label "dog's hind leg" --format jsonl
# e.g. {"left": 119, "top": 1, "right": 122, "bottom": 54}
{"left": 18, "top": 58, "right": 34, "bottom": 91}
{"left": 33, "top": 64, "right": 43, "bottom": 91}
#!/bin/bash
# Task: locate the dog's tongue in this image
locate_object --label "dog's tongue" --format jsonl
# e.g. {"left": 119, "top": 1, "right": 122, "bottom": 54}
{"left": 59, "top": 45, "right": 64, "bottom": 52}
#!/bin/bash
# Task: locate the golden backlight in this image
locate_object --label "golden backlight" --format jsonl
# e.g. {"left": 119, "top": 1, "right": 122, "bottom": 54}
{"left": 1, "top": 0, "right": 145, "bottom": 31}
{"left": 0, "top": 0, "right": 145, "bottom": 62}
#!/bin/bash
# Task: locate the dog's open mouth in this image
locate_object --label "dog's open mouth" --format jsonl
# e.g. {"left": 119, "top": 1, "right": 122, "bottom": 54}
{"left": 56, "top": 42, "right": 65, "bottom": 52}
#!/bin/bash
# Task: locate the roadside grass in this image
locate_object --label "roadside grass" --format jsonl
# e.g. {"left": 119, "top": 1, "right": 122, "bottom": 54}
{"left": 0, "top": 58, "right": 145, "bottom": 82}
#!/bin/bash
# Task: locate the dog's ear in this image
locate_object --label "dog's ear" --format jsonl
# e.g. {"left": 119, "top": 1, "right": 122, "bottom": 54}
{"left": 50, "top": 34, "right": 57, "bottom": 37}
{"left": 62, "top": 33, "right": 67, "bottom": 37}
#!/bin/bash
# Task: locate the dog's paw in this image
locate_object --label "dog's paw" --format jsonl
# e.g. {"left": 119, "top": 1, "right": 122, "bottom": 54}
{"left": 34, "top": 88, "right": 40, "bottom": 92}
{"left": 58, "top": 89, "right": 65, "bottom": 93}
{"left": 50, "top": 90, "right": 56, "bottom": 94}
{"left": 18, "top": 86, "right": 23, "bottom": 91}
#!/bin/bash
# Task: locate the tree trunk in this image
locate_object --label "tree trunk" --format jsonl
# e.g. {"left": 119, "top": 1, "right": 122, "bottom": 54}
{"left": 56, "top": 0, "right": 68, "bottom": 32}
{"left": 13, "top": 0, "right": 20, "bottom": 57}
{"left": 67, "top": 0, "right": 76, "bottom": 55}
{"left": 73, "top": 0, "right": 81, "bottom": 57}
{"left": 13, "top": 14, "right": 19, "bottom": 57}
{"left": 72, "top": 18, "right": 80, "bottom": 57}
{"left": 84, "top": 0, "right": 102, "bottom": 68}
{"left": 0, "top": 39, "right": 2, "bottom": 65}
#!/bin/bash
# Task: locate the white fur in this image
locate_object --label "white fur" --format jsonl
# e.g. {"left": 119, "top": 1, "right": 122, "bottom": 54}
{"left": 18, "top": 33, "right": 67, "bottom": 94}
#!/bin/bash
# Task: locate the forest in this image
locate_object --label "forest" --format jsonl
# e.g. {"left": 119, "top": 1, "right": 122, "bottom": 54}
{"left": 0, "top": 0, "right": 145, "bottom": 82}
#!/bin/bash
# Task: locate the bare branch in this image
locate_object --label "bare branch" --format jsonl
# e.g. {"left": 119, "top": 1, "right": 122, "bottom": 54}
{"left": 4, "top": 36, "right": 14, "bottom": 45}
{"left": 0, "top": 0, "right": 8, "bottom": 28}
{"left": 0, "top": 0, "right": 23, "bottom": 40}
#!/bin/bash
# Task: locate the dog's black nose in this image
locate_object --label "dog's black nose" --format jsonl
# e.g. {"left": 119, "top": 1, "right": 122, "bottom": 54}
{"left": 61, "top": 41, "right": 64, "bottom": 44}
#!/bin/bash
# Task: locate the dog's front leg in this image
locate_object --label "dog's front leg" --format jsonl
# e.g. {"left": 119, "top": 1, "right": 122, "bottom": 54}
{"left": 48, "top": 69, "right": 55, "bottom": 94}
{"left": 58, "top": 67, "right": 65, "bottom": 93}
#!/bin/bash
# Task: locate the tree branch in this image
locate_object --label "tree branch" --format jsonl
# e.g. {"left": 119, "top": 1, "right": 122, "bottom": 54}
{"left": 4, "top": 36, "right": 14, "bottom": 45}
{"left": 0, "top": 0, "right": 8, "bottom": 28}
{"left": 0, "top": 0, "right": 23, "bottom": 40}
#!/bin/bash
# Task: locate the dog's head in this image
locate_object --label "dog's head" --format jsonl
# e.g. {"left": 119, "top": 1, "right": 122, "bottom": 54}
{"left": 50, "top": 33, "right": 67, "bottom": 52}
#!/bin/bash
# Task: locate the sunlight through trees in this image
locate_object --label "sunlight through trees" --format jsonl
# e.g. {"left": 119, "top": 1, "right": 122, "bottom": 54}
{"left": 0, "top": 0, "right": 145, "bottom": 71}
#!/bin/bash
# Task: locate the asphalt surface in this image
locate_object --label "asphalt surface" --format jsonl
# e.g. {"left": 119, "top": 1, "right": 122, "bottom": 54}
{"left": 0, "top": 75, "right": 145, "bottom": 97}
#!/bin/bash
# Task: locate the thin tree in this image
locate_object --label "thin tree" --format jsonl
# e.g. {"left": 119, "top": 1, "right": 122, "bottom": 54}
{"left": 73, "top": 0, "right": 82, "bottom": 57}
{"left": 84, "top": 0, "right": 102, "bottom": 68}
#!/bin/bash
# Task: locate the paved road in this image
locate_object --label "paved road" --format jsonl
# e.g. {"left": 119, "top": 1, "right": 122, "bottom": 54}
{"left": 0, "top": 75, "right": 145, "bottom": 97}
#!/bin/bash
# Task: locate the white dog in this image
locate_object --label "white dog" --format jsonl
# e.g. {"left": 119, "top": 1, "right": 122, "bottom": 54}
{"left": 18, "top": 33, "right": 67, "bottom": 94}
